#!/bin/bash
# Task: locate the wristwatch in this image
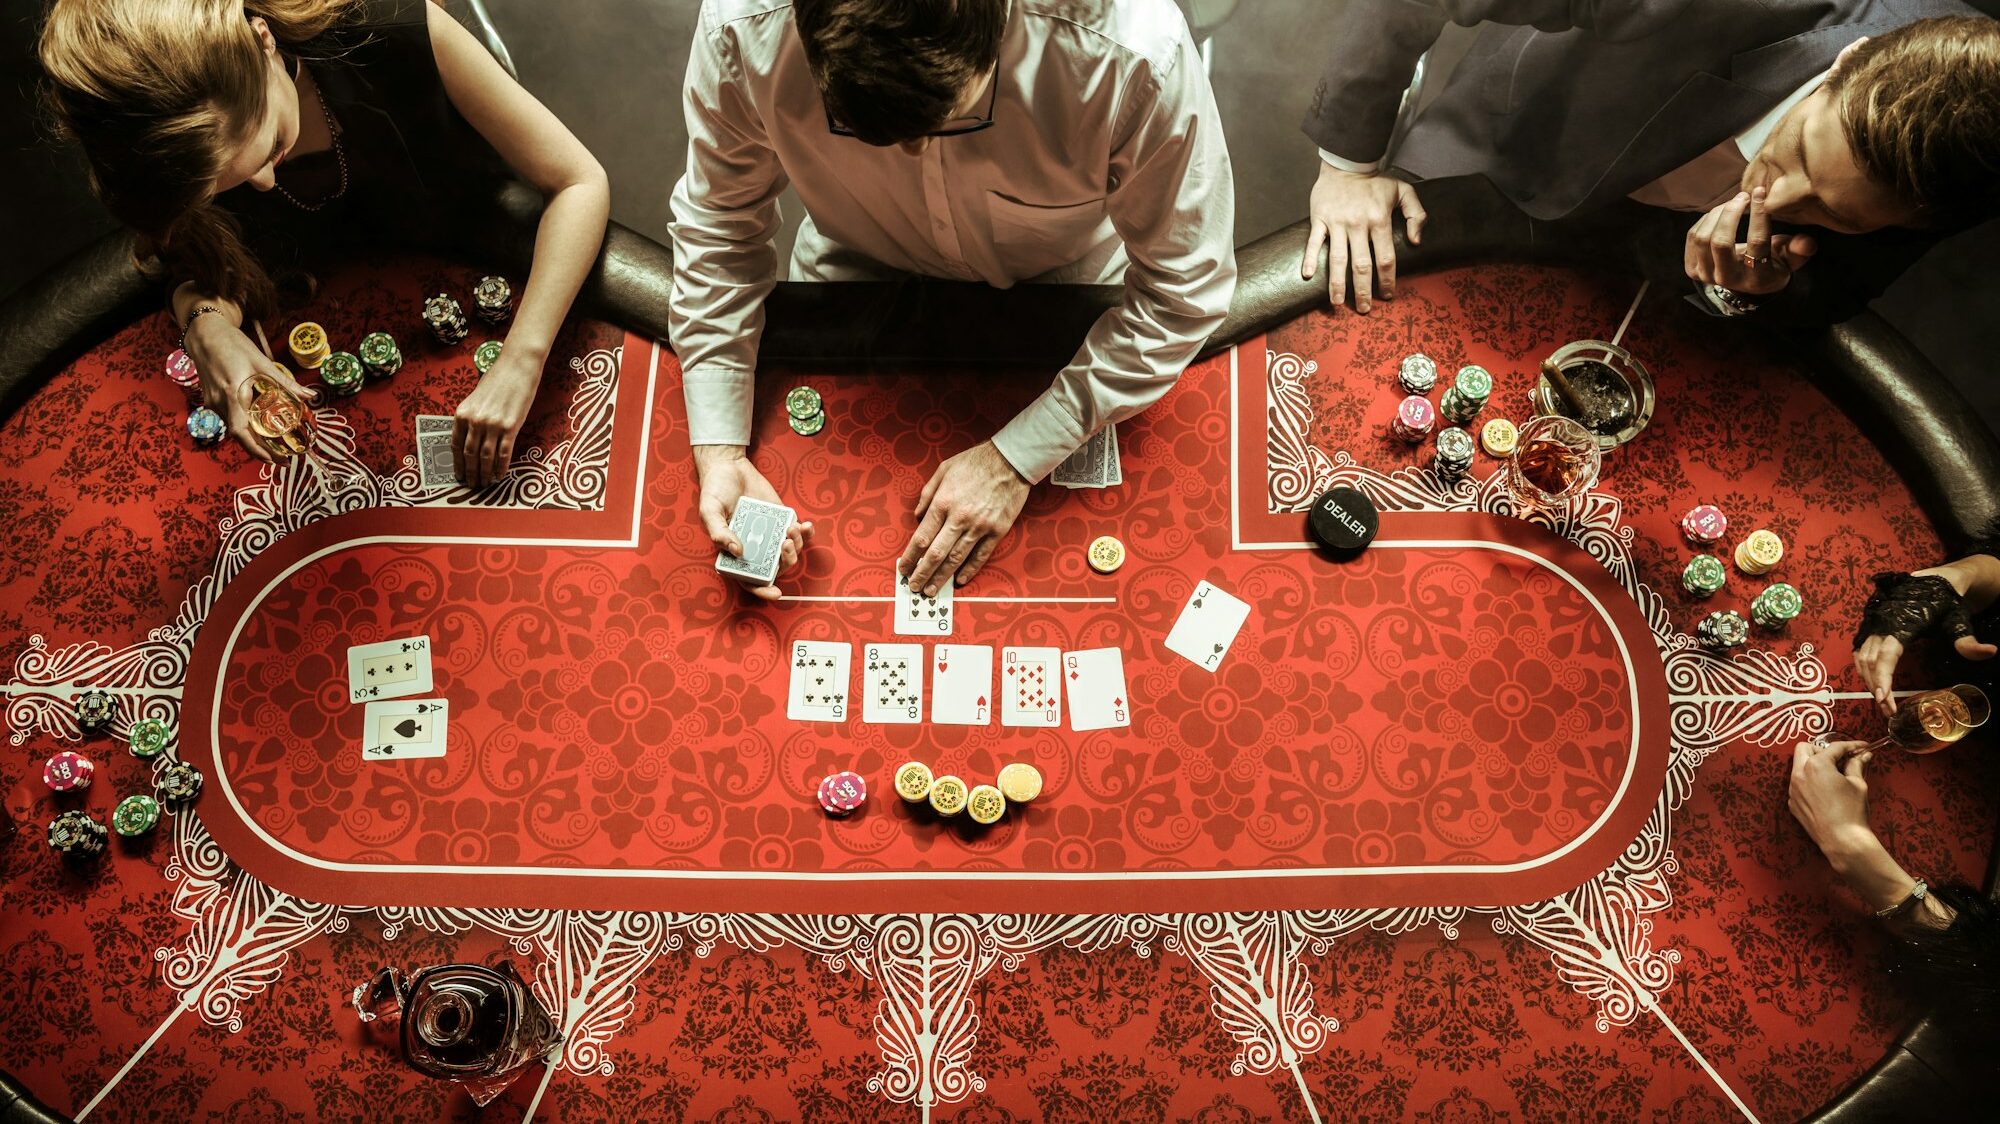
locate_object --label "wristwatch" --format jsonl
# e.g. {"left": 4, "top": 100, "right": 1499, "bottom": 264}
{"left": 1702, "top": 283, "right": 1760, "bottom": 317}
{"left": 1876, "top": 878, "right": 1929, "bottom": 918}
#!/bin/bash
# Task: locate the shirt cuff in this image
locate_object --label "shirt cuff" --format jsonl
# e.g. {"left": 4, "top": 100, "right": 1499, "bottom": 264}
{"left": 1318, "top": 147, "right": 1381, "bottom": 175}
{"left": 991, "top": 391, "right": 1087, "bottom": 484}
{"left": 683, "top": 364, "right": 755, "bottom": 447}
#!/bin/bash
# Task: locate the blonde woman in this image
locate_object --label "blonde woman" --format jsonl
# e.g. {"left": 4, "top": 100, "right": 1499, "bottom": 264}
{"left": 39, "top": 0, "right": 609, "bottom": 485}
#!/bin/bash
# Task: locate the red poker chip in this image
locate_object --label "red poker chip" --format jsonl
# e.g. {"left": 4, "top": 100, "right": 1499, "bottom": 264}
{"left": 43, "top": 751, "right": 94, "bottom": 792}
{"left": 1680, "top": 504, "right": 1728, "bottom": 545}
{"left": 165, "top": 348, "right": 200, "bottom": 388}
{"left": 818, "top": 771, "right": 866, "bottom": 815}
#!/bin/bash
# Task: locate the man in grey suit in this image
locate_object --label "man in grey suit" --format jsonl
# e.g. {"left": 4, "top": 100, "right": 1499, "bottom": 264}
{"left": 1299, "top": 1, "right": 2000, "bottom": 322}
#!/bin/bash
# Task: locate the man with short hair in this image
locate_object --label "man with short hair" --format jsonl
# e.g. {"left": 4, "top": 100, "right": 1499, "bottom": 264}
{"left": 1296, "top": 2, "right": 1999, "bottom": 322}
{"left": 671, "top": 0, "right": 1236, "bottom": 598}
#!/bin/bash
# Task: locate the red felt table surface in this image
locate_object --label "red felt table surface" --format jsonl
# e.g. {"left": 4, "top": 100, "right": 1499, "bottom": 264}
{"left": 2, "top": 256, "right": 1994, "bottom": 1122}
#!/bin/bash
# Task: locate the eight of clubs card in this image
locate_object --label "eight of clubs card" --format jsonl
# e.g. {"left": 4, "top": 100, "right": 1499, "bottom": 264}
{"left": 362, "top": 698, "right": 448, "bottom": 761}
{"left": 1164, "top": 580, "right": 1251, "bottom": 672}
{"left": 415, "top": 415, "right": 457, "bottom": 491}
{"left": 716, "top": 497, "right": 796, "bottom": 585}
{"left": 862, "top": 644, "right": 924, "bottom": 724}
{"left": 894, "top": 569, "right": 954, "bottom": 636}
{"left": 787, "top": 640, "right": 851, "bottom": 722}
{"left": 347, "top": 635, "right": 434, "bottom": 703}
{"left": 931, "top": 644, "right": 993, "bottom": 725}
{"left": 1064, "top": 648, "right": 1131, "bottom": 731}
{"left": 1001, "top": 646, "right": 1061, "bottom": 727}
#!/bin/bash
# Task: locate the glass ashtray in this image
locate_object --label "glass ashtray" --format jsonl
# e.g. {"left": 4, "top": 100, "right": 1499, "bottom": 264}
{"left": 1530, "top": 339, "right": 1656, "bottom": 449}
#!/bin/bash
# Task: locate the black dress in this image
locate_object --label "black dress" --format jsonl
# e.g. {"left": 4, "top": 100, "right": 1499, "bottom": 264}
{"left": 213, "top": 0, "right": 513, "bottom": 298}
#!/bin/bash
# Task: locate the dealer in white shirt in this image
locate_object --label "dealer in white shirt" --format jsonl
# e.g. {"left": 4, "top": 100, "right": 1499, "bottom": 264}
{"left": 669, "top": 0, "right": 1237, "bottom": 599}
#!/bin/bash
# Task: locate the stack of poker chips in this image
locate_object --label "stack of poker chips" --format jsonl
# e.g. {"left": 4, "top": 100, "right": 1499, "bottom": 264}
{"left": 158, "top": 761, "right": 204, "bottom": 805}
{"left": 112, "top": 793, "right": 161, "bottom": 837}
{"left": 785, "top": 385, "right": 825, "bottom": 437}
{"left": 423, "top": 294, "right": 471, "bottom": 345}
{"left": 43, "top": 751, "right": 94, "bottom": 793}
{"left": 75, "top": 688, "right": 114, "bottom": 732}
{"left": 1734, "top": 529, "right": 1784, "bottom": 575}
{"left": 164, "top": 348, "right": 200, "bottom": 392}
{"left": 319, "top": 351, "right": 365, "bottom": 397}
{"left": 997, "top": 762, "right": 1043, "bottom": 803}
{"left": 1680, "top": 505, "right": 1728, "bottom": 547}
{"left": 358, "top": 332, "right": 403, "bottom": 379}
{"left": 1433, "top": 426, "right": 1476, "bottom": 479}
{"left": 894, "top": 761, "right": 935, "bottom": 802}
{"left": 473, "top": 340, "right": 504, "bottom": 376}
{"left": 287, "top": 321, "right": 331, "bottom": 369}
{"left": 187, "top": 407, "right": 227, "bottom": 447}
{"left": 128, "top": 717, "right": 171, "bottom": 759}
{"left": 1696, "top": 609, "right": 1751, "bottom": 651}
{"left": 48, "top": 809, "right": 109, "bottom": 858}
{"left": 896, "top": 760, "right": 1041, "bottom": 826}
{"left": 1397, "top": 353, "right": 1439, "bottom": 395}
{"left": 1752, "top": 583, "right": 1804, "bottom": 629}
{"left": 1439, "top": 365, "right": 1493, "bottom": 426}
{"left": 1391, "top": 395, "right": 1436, "bottom": 443}
{"left": 1681, "top": 555, "right": 1728, "bottom": 599}
{"left": 1480, "top": 417, "right": 1518, "bottom": 457}
{"left": 818, "top": 771, "right": 867, "bottom": 817}
{"left": 473, "top": 275, "right": 514, "bottom": 324}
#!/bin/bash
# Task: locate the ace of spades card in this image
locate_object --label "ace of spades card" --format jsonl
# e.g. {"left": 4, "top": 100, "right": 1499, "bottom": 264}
{"left": 361, "top": 698, "right": 449, "bottom": 761}
{"left": 1000, "top": 646, "right": 1062, "bottom": 727}
{"left": 862, "top": 643, "right": 924, "bottom": 723}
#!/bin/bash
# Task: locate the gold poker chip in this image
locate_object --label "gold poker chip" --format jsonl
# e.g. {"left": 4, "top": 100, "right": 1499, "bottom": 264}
{"left": 966, "top": 784, "right": 1006, "bottom": 825}
{"left": 894, "top": 761, "right": 934, "bottom": 802}
{"left": 996, "top": 762, "right": 1042, "bottom": 803}
{"left": 1087, "top": 535, "right": 1125, "bottom": 574}
{"left": 928, "top": 775, "right": 967, "bottom": 816}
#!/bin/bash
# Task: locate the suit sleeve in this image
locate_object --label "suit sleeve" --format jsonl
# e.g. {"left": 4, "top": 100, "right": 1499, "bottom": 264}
{"left": 1302, "top": 0, "right": 1701, "bottom": 164}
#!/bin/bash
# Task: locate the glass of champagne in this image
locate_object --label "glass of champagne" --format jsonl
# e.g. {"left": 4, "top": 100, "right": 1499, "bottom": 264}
{"left": 1870, "top": 684, "right": 1991, "bottom": 754}
{"left": 1504, "top": 415, "right": 1603, "bottom": 511}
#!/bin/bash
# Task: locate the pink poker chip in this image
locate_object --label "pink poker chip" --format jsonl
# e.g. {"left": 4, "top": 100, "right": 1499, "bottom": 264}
{"left": 43, "top": 751, "right": 94, "bottom": 792}
{"left": 164, "top": 348, "right": 200, "bottom": 388}
{"left": 1681, "top": 504, "right": 1728, "bottom": 545}
{"left": 818, "top": 771, "right": 867, "bottom": 815}
{"left": 1392, "top": 395, "right": 1436, "bottom": 443}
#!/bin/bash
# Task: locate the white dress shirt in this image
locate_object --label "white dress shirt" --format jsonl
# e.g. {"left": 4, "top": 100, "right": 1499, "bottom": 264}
{"left": 1319, "top": 71, "right": 1825, "bottom": 213}
{"left": 670, "top": 0, "right": 1238, "bottom": 483}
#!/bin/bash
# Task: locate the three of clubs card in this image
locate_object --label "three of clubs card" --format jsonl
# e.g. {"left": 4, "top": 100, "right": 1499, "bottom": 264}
{"left": 415, "top": 415, "right": 457, "bottom": 492}
{"left": 716, "top": 497, "right": 796, "bottom": 586}
{"left": 1064, "top": 648, "right": 1131, "bottom": 731}
{"left": 788, "top": 640, "right": 851, "bottom": 722}
{"left": 862, "top": 644, "right": 924, "bottom": 724}
{"left": 362, "top": 698, "right": 449, "bottom": 761}
{"left": 346, "top": 635, "right": 434, "bottom": 703}
{"left": 894, "top": 570, "right": 954, "bottom": 636}
{"left": 931, "top": 644, "right": 993, "bottom": 725}
{"left": 1001, "top": 647, "right": 1062, "bottom": 727}
{"left": 1164, "top": 580, "right": 1251, "bottom": 672}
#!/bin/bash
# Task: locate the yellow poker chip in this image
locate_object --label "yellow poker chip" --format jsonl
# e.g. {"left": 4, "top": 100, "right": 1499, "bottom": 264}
{"left": 928, "top": 775, "right": 968, "bottom": 816}
{"left": 1743, "top": 529, "right": 1784, "bottom": 568}
{"left": 287, "top": 321, "right": 330, "bottom": 369}
{"left": 1087, "top": 535, "right": 1125, "bottom": 574}
{"left": 894, "top": 761, "right": 934, "bottom": 802}
{"left": 966, "top": 784, "right": 1006, "bottom": 825}
{"left": 996, "top": 762, "right": 1043, "bottom": 803}
{"left": 1480, "top": 417, "right": 1519, "bottom": 457}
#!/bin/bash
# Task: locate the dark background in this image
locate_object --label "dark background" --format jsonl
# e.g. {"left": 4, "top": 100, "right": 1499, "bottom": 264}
{"left": 4, "top": 0, "right": 1996, "bottom": 434}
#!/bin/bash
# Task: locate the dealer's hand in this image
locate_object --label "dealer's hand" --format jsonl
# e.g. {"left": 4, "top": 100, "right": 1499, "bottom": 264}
{"left": 453, "top": 348, "right": 542, "bottom": 488}
{"left": 1788, "top": 739, "right": 1875, "bottom": 861}
{"left": 1301, "top": 162, "right": 1426, "bottom": 314}
{"left": 1685, "top": 186, "right": 1817, "bottom": 297}
{"left": 184, "top": 315, "right": 320, "bottom": 465}
{"left": 694, "top": 444, "right": 812, "bottom": 601}
{"left": 901, "top": 440, "right": 1030, "bottom": 596}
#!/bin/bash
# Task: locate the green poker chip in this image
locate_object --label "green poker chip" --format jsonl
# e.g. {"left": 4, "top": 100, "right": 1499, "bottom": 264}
{"left": 789, "top": 409, "right": 826, "bottom": 437}
{"left": 786, "top": 386, "right": 823, "bottom": 420}
{"left": 128, "top": 717, "right": 171, "bottom": 759}
{"left": 113, "top": 793, "right": 161, "bottom": 836}
{"left": 473, "top": 340, "right": 504, "bottom": 374}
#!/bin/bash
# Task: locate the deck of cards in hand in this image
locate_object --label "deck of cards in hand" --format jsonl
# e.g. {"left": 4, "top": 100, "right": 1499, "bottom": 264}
{"left": 1053, "top": 424, "right": 1122, "bottom": 489}
{"left": 346, "top": 635, "right": 449, "bottom": 761}
{"left": 715, "top": 497, "right": 795, "bottom": 585}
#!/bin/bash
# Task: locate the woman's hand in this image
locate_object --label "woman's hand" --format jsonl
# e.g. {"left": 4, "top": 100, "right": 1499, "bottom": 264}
{"left": 184, "top": 314, "right": 319, "bottom": 465}
{"left": 453, "top": 348, "right": 543, "bottom": 488}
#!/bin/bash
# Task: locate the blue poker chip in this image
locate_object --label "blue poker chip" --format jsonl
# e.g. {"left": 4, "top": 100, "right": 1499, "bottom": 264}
{"left": 187, "top": 406, "right": 226, "bottom": 447}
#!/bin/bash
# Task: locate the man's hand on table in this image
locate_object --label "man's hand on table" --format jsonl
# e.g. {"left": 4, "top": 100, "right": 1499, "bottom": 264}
{"left": 1301, "top": 161, "right": 1425, "bottom": 314}
{"left": 454, "top": 348, "right": 543, "bottom": 488}
{"left": 901, "top": 440, "right": 1031, "bottom": 597}
{"left": 1685, "top": 186, "right": 1817, "bottom": 298}
{"left": 185, "top": 315, "right": 320, "bottom": 466}
{"left": 695, "top": 444, "right": 813, "bottom": 601}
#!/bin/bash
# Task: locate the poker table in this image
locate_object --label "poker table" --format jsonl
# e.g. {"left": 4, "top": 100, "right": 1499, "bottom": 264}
{"left": 3, "top": 178, "right": 1998, "bottom": 1123}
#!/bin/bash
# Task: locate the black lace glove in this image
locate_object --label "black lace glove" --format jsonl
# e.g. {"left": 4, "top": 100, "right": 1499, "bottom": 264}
{"left": 1855, "top": 572, "right": 1974, "bottom": 648}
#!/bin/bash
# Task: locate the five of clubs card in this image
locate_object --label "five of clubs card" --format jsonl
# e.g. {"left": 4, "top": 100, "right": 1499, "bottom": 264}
{"left": 788, "top": 640, "right": 851, "bottom": 722}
